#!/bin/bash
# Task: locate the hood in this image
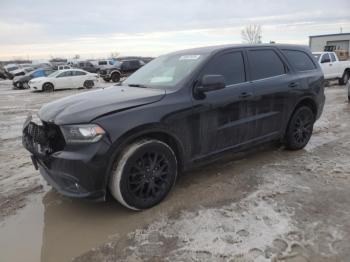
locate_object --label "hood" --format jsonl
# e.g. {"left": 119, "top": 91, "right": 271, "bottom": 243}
{"left": 14, "top": 74, "right": 30, "bottom": 82}
{"left": 38, "top": 85, "right": 166, "bottom": 125}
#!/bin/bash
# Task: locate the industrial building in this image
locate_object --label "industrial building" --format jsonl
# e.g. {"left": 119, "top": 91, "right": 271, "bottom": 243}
{"left": 309, "top": 33, "right": 350, "bottom": 60}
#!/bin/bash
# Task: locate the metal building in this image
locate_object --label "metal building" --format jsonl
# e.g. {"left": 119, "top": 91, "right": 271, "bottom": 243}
{"left": 309, "top": 33, "right": 350, "bottom": 54}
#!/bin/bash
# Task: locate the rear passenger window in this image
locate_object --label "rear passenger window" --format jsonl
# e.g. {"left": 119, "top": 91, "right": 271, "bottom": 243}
{"left": 282, "top": 50, "right": 316, "bottom": 72}
{"left": 74, "top": 71, "right": 87, "bottom": 76}
{"left": 201, "top": 52, "right": 246, "bottom": 85}
{"left": 248, "top": 49, "right": 285, "bottom": 80}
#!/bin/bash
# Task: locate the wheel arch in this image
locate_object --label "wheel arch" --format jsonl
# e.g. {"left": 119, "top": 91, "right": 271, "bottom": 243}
{"left": 283, "top": 96, "right": 318, "bottom": 137}
{"left": 293, "top": 97, "right": 318, "bottom": 116}
{"left": 111, "top": 70, "right": 121, "bottom": 76}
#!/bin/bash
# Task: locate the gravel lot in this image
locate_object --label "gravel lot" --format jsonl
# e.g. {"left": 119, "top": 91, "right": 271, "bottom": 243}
{"left": 0, "top": 80, "right": 349, "bottom": 262}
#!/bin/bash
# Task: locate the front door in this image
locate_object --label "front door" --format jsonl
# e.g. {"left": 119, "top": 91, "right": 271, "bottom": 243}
{"left": 319, "top": 53, "right": 333, "bottom": 79}
{"left": 191, "top": 50, "right": 256, "bottom": 157}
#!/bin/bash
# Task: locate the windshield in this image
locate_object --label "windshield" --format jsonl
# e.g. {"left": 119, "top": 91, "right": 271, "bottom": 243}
{"left": 123, "top": 53, "right": 208, "bottom": 89}
{"left": 7, "top": 66, "right": 18, "bottom": 71}
{"left": 313, "top": 54, "right": 321, "bottom": 60}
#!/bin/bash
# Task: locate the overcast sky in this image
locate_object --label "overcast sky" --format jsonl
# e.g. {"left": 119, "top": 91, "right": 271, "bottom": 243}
{"left": 0, "top": 0, "right": 349, "bottom": 60}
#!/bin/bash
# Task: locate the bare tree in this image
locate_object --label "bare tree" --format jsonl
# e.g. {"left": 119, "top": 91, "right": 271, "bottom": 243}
{"left": 241, "top": 24, "right": 262, "bottom": 44}
{"left": 73, "top": 54, "right": 80, "bottom": 59}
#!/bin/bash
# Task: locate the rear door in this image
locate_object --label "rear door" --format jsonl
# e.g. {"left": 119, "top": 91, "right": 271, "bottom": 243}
{"left": 191, "top": 50, "right": 256, "bottom": 156}
{"left": 71, "top": 70, "right": 87, "bottom": 88}
{"left": 246, "top": 48, "right": 292, "bottom": 140}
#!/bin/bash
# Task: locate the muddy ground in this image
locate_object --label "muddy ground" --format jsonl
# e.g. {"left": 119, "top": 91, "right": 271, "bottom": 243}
{"left": 0, "top": 80, "right": 349, "bottom": 262}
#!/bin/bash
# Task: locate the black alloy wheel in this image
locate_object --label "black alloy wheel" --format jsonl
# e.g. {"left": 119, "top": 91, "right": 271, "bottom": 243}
{"left": 285, "top": 106, "right": 315, "bottom": 150}
{"left": 109, "top": 140, "right": 177, "bottom": 210}
{"left": 127, "top": 152, "right": 171, "bottom": 200}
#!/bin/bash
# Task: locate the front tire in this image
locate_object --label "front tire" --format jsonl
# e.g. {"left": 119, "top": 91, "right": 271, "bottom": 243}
{"left": 42, "top": 82, "right": 54, "bottom": 92}
{"left": 285, "top": 106, "right": 315, "bottom": 150}
{"left": 109, "top": 139, "right": 178, "bottom": 210}
{"left": 111, "top": 72, "right": 121, "bottom": 83}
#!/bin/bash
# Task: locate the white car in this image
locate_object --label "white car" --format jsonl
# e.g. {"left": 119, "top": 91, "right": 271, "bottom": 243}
{"left": 313, "top": 52, "right": 350, "bottom": 85}
{"left": 28, "top": 69, "right": 97, "bottom": 92}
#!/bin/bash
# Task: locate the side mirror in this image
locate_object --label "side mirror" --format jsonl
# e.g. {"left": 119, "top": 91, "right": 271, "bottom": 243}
{"left": 196, "top": 75, "right": 225, "bottom": 93}
{"left": 321, "top": 58, "right": 331, "bottom": 63}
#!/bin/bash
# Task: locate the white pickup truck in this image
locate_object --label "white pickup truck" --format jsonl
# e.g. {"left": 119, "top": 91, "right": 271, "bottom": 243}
{"left": 312, "top": 52, "right": 350, "bottom": 85}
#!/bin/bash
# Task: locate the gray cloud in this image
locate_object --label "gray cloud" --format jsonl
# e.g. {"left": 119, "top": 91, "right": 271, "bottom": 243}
{"left": 0, "top": 0, "right": 349, "bottom": 58}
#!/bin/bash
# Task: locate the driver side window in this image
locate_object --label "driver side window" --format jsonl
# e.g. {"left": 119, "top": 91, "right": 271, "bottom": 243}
{"left": 321, "top": 53, "right": 330, "bottom": 63}
{"left": 200, "top": 52, "right": 246, "bottom": 86}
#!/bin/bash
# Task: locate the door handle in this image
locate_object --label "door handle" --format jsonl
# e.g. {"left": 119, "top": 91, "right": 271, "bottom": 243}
{"left": 239, "top": 92, "right": 253, "bottom": 99}
{"left": 288, "top": 82, "right": 299, "bottom": 88}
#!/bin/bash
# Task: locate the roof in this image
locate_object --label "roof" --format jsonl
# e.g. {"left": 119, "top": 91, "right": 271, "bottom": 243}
{"left": 309, "top": 33, "right": 350, "bottom": 38}
{"left": 169, "top": 43, "right": 309, "bottom": 56}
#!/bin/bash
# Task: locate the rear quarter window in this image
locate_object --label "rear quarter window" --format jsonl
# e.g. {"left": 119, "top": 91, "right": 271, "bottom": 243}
{"left": 282, "top": 50, "right": 316, "bottom": 72}
{"left": 247, "top": 49, "right": 286, "bottom": 81}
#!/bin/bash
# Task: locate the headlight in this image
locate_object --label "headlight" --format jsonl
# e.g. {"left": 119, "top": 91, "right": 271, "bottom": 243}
{"left": 60, "top": 124, "right": 105, "bottom": 143}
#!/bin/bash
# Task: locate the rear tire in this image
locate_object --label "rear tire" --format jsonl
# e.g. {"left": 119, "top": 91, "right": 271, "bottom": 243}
{"left": 109, "top": 139, "right": 178, "bottom": 210}
{"left": 83, "top": 80, "right": 94, "bottom": 89}
{"left": 285, "top": 106, "right": 315, "bottom": 150}
{"left": 42, "top": 82, "right": 54, "bottom": 92}
{"left": 339, "top": 71, "right": 349, "bottom": 85}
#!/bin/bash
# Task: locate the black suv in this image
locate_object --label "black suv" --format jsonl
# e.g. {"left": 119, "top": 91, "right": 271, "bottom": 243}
{"left": 76, "top": 61, "right": 100, "bottom": 73}
{"left": 22, "top": 44, "right": 325, "bottom": 210}
{"left": 99, "top": 59, "right": 145, "bottom": 82}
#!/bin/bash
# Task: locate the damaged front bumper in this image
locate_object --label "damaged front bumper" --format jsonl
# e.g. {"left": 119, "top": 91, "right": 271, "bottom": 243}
{"left": 22, "top": 115, "right": 111, "bottom": 201}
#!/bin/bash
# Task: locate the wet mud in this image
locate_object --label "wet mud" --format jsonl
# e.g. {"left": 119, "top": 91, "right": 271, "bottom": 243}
{"left": 0, "top": 80, "right": 349, "bottom": 262}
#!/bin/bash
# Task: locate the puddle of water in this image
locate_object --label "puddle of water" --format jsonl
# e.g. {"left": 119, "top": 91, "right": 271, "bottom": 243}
{"left": 0, "top": 190, "right": 152, "bottom": 262}
{"left": 0, "top": 194, "right": 44, "bottom": 262}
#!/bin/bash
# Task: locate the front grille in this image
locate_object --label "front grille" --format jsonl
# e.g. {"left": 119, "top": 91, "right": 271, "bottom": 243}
{"left": 44, "top": 122, "right": 66, "bottom": 152}
{"left": 24, "top": 121, "right": 65, "bottom": 155}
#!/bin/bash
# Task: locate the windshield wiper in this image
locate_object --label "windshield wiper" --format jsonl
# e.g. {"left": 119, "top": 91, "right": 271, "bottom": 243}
{"left": 127, "top": 83, "right": 148, "bottom": 88}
